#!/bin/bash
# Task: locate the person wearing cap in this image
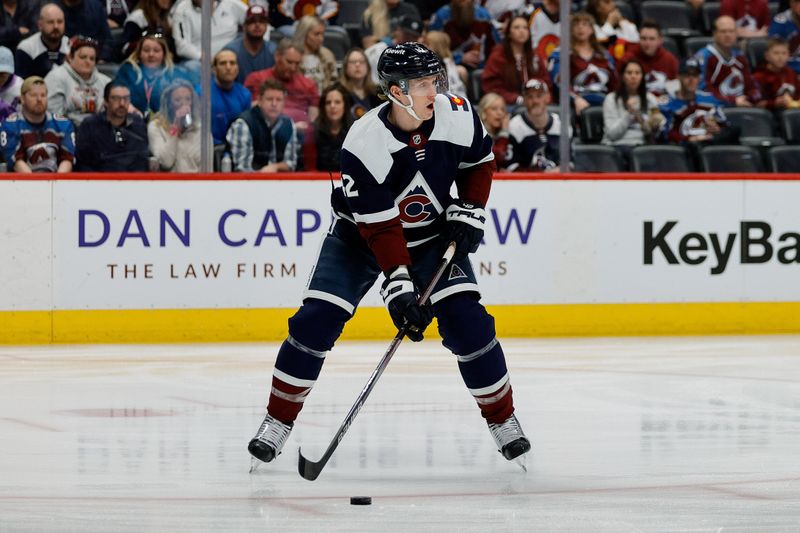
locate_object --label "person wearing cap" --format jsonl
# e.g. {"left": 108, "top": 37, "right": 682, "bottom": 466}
{"left": 75, "top": 80, "right": 150, "bottom": 171}
{"left": 0, "top": 75, "right": 75, "bottom": 173}
{"left": 222, "top": 4, "right": 277, "bottom": 85}
{"left": 360, "top": 0, "right": 422, "bottom": 49}
{"left": 15, "top": 3, "right": 70, "bottom": 80}
{"left": 292, "top": 14, "right": 337, "bottom": 93}
{"left": 44, "top": 35, "right": 111, "bottom": 126}
{"left": 364, "top": 13, "right": 424, "bottom": 84}
{"left": 692, "top": 15, "right": 761, "bottom": 107}
{"left": 171, "top": 0, "right": 246, "bottom": 62}
{"left": 428, "top": 0, "right": 500, "bottom": 69}
{"left": 507, "top": 78, "right": 570, "bottom": 172}
{"left": 659, "top": 57, "right": 738, "bottom": 158}
{"left": 481, "top": 14, "right": 548, "bottom": 107}
{"left": 0, "top": 45, "right": 22, "bottom": 120}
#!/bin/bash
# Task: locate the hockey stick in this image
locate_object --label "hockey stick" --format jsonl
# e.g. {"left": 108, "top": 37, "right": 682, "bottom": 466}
{"left": 298, "top": 241, "right": 457, "bottom": 481}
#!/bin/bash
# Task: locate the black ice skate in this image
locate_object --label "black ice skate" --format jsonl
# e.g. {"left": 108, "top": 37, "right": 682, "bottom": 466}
{"left": 248, "top": 414, "right": 293, "bottom": 471}
{"left": 488, "top": 414, "right": 531, "bottom": 464}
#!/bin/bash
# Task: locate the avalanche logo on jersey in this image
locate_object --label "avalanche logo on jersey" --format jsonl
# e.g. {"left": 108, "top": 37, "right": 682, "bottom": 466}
{"left": 678, "top": 106, "right": 718, "bottom": 137}
{"left": 448, "top": 264, "right": 468, "bottom": 281}
{"left": 645, "top": 70, "right": 668, "bottom": 95}
{"left": 395, "top": 171, "right": 444, "bottom": 228}
{"left": 718, "top": 69, "right": 744, "bottom": 97}
{"left": 574, "top": 64, "right": 610, "bottom": 94}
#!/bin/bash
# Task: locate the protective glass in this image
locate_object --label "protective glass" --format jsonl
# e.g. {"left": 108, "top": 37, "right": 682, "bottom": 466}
{"left": 406, "top": 70, "right": 449, "bottom": 97}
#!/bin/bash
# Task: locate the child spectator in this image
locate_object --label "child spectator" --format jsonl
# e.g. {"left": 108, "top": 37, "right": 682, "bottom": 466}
{"left": 482, "top": 14, "right": 544, "bottom": 106}
{"left": 586, "top": 0, "right": 639, "bottom": 61}
{"left": 223, "top": 4, "right": 276, "bottom": 84}
{"left": 768, "top": 0, "right": 800, "bottom": 73}
{"left": 147, "top": 79, "right": 201, "bottom": 172}
{"left": 119, "top": 0, "right": 176, "bottom": 60}
{"left": 44, "top": 35, "right": 110, "bottom": 126}
{"left": 361, "top": 0, "right": 421, "bottom": 48}
{"left": 227, "top": 78, "right": 299, "bottom": 173}
{"left": 477, "top": 91, "right": 511, "bottom": 170}
{"left": 0, "top": 45, "right": 22, "bottom": 120}
{"left": 753, "top": 37, "right": 800, "bottom": 109}
{"left": 292, "top": 14, "right": 337, "bottom": 93}
{"left": 337, "top": 47, "right": 381, "bottom": 120}
{"left": 15, "top": 4, "right": 70, "bottom": 80}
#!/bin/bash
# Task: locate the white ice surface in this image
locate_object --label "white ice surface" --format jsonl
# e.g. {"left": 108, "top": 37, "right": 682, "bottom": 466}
{"left": 1, "top": 337, "right": 799, "bottom": 532}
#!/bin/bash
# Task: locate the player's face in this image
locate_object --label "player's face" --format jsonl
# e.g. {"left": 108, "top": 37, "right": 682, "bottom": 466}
{"left": 622, "top": 62, "right": 643, "bottom": 92}
{"left": 407, "top": 75, "right": 439, "bottom": 120}
{"left": 140, "top": 38, "right": 165, "bottom": 68}
{"left": 523, "top": 88, "right": 549, "bottom": 115}
{"left": 324, "top": 89, "right": 345, "bottom": 122}
{"left": 214, "top": 51, "right": 239, "bottom": 84}
{"left": 305, "top": 24, "right": 325, "bottom": 53}
{"left": 21, "top": 84, "right": 48, "bottom": 116}
{"left": 765, "top": 45, "right": 790, "bottom": 70}
{"left": 482, "top": 98, "right": 506, "bottom": 130}
{"left": 638, "top": 28, "right": 661, "bottom": 57}
{"left": 69, "top": 46, "right": 97, "bottom": 79}
{"left": 259, "top": 88, "right": 285, "bottom": 121}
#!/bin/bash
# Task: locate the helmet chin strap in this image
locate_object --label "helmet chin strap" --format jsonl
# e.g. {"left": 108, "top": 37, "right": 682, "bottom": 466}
{"left": 386, "top": 91, "right": 424, "bottom": 122}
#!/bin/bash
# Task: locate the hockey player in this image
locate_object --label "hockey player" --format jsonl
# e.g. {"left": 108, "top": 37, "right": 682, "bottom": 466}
{"left": 248, "top": 42, "right": 531, "bottom": 468}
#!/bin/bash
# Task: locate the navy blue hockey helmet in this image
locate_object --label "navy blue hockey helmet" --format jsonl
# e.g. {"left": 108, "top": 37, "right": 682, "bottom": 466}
{"left": 377, "top": 42, "right": 448, "bottom": 96}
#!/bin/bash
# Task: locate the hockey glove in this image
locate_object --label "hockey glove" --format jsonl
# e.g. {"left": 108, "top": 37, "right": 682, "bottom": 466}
{"left": 445, "top": 200, "right": 487, "bottom": 260}
{"left": 380, "top": 266, "right": 434, "bottom": 342}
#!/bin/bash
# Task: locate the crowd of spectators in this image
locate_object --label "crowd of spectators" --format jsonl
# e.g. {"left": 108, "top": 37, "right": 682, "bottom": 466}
{"left": 0, "top": 0, "right": 799, "bottom": 174}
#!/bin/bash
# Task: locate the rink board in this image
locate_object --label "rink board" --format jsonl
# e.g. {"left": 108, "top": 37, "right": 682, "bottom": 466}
{"left": 2, "top": 173, "right": 800, "bottom": 343}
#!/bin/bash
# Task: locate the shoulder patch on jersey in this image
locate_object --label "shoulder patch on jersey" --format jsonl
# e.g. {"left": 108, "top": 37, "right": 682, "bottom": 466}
{"left": 429, "top": 93, "right": 475, "bottom": 147}
{"left": 342, "top": 102, "right": 405, "bottom": 184}
{"left": 447, "top": 93, "right": 470, "bottom": 112}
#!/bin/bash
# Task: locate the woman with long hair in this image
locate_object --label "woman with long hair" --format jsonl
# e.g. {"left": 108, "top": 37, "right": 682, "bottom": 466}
{"left": 477, "top": 92, "right": 511, "bottom": 170}
{"left": 147, "top": 78, "right": 201, "bottom": 172}
{"left": 44, "top": 35, "right": 110, "bottom": 126}
{"left": 113, "top": 29, "right": 188, "bottom": 117}
{"left": 481, "top": 14, "right": 545, "bottom": 106}
{"left": 292, "top": 14, "right": 337, "bottom": 93}
{"left": 119, "top": 0, "right": 176, "bottom": 59}
{"left": 305, "top": 84, "right": 353, "bottom": 171}
{"left": 548, "top": 11, "right": 618, "bottom": 114}
{"left": 601, "top": 58, "right": 665, "bottom": 159}
{"left": 337, "top": 47, "right": 381, "bottom": 120}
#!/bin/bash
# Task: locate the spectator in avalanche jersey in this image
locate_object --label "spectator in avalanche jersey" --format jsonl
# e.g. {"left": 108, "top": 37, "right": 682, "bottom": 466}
{"left": 721, "top": 0, "right": 770, "bottom": 39}
{"left": 753, "top": 37, "right": 800, "bottom": 109}
{"left": 660, "top": 58, "right": 739, "bottom": 153}
{"left": 0, "top": 76, "right": 75, "bottom": 173}
{"left": 428, "top": 0, "right": 501, "bottom": 70}
{"left": 693, "top": 15, "right": 760, "bottom": 106}
{"left": 769, "top": 0, "right": 800, "bottom": 73}
{"left": 481, "top": 14, "right": 547, "bottom": 107}
{"left": 528, "top": 0, "right": 562, "bottom": 67}
{"left": 507, "top": 78, "right": 569, "bottom": 172}
{"left": 548, "top": 11, "right": 617, "bottom": 114}
{"left": 620, "top": 20, "right": 679, "bottom": 97}
{"left": 586, "top": 0, "right": 639, "bottom": 61}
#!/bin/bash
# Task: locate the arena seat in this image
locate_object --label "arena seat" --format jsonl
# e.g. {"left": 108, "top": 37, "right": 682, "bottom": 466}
{"left": 768, "top": 145, "right": 800, "bottom": 172}
{"left": 699, "top": 145, "right": 764, "bottom": 173}
{"left": 631, "top": 145, "right": 694, "bottom": 172}
{"left": 573, "top": 144, "right": 626, "bottom": 172}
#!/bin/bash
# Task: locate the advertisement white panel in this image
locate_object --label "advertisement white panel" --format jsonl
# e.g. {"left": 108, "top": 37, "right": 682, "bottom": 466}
{"left": 0, "top": 181, "right": 52, "bottom": 310}
{"left": 3, "top": 178, "right": 800, "bottom": 312}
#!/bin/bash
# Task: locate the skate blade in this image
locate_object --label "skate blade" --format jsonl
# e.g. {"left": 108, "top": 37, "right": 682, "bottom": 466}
{"left": 513, "top": 453, "right": 528, "bottom": 472}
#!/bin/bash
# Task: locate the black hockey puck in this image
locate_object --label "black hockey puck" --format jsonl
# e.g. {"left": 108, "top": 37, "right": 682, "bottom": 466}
{"left": 350, "top": 496, "right": 372, "bottom": 505}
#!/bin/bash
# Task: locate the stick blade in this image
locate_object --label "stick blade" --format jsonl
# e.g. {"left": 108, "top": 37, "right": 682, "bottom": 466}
{"left": 297, "top": 447, "right": 322, "bottom": 481}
